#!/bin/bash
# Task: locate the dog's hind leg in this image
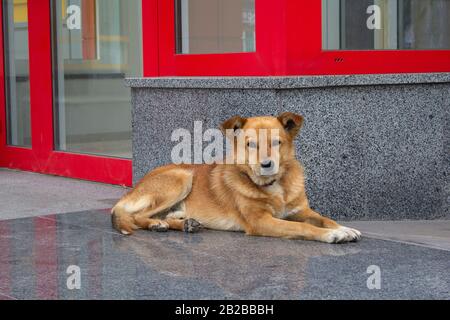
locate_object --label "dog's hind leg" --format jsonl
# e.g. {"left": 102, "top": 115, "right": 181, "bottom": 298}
{"left": 164, "top": 218, "right": 203, "bottom": 233}
{"left": 134, "top": 215, "right": 170, "bottom": 232}
{"left": 133, "top": 215, "right": 202, "bottom": 233}
{"left": 111, "top": 167, "right": 193, "bottom": 235}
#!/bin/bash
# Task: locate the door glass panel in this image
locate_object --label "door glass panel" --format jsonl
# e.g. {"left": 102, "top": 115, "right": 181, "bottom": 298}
{"left": 322, "top": 0, "right": 450, "bottom": 50}
{"left": 2, "top": 0, "right": 31, "bottom": 147}
{"left": 175, "top": 0, "right": 256, "bottom": 54}
{"left": 51, "top": 0, "right": 142, "bottom": 158}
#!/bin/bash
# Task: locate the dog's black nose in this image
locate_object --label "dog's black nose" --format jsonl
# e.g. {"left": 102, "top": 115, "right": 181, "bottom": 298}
{"left": 261, "top": 160, "right": 274, "bottom": 169}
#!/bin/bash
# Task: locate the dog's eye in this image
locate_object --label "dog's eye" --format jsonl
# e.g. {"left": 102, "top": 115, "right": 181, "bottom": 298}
{"left": 247, "top": 141, "right": 257, "bottom": 148}
{"left": 272, "top": 140, "right": 282, "bottom": 147}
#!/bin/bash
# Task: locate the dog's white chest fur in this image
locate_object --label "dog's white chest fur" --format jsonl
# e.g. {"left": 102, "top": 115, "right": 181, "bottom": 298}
{"left": 265, "top": 182, "right": 298, "bottom": 219}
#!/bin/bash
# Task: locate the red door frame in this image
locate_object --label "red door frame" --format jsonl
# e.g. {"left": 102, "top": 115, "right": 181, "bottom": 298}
{"left": 157, "top": 0, "right": 288, "bottom": 76}
{"left": 0, "top": 0, "right": 152, "bottom": 187}
{"left": 286, "top": 0, "right": 450, "bottom": 75}
{"left": 156, "top": 0, "right": 450, "bottom": 76}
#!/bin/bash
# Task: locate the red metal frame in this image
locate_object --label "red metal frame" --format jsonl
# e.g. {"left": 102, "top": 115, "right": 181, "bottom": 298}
{"left": 155, "top": 0, "right": 450, "bottom": 76}
{"left": 0, "top": 0, "right": 133, "bottom": 187}
{"left": 142, "top": 0, "right": 159, "bottom": 76}
{"left": 157, "top": 0, "right": 288, "bottom": 76}
{"left": 286, "top": 1, "right": 450, "bottom": 75}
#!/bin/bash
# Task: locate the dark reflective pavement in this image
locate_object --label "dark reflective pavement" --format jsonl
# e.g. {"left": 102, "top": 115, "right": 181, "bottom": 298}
{"left": 0, "top": 210, "right": 448, "bottom": 299}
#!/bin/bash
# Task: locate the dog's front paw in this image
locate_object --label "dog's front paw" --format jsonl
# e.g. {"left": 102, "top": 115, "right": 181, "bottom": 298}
{"left": 149, "top": 221, "right": 169, "bottom": 232}
{"left": 322, "top": 226, "right": 361, "bottom": 244}
{"left": 338, "top": 226, "right": 362, "bottom": 242}
{"left": 183, "top": 219, "right": 203, "bottom": 233}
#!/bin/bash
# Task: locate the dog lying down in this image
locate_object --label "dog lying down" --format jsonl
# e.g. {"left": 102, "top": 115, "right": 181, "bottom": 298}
{"left": 112, "top": 112, "right": 361, "bottom": 244}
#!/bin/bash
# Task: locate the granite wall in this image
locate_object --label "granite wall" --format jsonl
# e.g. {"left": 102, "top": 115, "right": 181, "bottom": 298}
{"left": 127, "top": 74, "right": 450, "bottom": 221}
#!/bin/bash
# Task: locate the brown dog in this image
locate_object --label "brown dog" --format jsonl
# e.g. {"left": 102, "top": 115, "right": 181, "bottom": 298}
{"left": 111, "top": 113, "right": 361, "bottom": 243}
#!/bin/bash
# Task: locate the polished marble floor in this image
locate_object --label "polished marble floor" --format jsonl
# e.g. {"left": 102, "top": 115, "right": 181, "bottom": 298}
{"left": 0, "top": 169, "right": 127, "bottom": 220}
{"left": 0, "top": 210, "right": 448, "bottom": 300}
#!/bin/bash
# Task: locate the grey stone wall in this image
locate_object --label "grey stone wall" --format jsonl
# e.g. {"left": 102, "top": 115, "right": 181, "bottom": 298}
{"left": 128, "top": 74, "right": 450, "bottom": 221}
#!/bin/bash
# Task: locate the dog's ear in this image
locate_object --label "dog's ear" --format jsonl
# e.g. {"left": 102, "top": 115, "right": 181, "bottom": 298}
{"left": 220, "top": 116, "right": 247, "bottom": 137}
{"left": 277, "top": 112, "right": 304, "bottom": 138}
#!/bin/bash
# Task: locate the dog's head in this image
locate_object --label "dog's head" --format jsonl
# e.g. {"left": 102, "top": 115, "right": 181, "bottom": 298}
{"left": 221, "top": 112, "right": 304, "bottom": 186}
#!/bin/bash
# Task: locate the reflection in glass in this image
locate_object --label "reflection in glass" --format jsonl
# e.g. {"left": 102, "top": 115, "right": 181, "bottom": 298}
{"left": 51, "top": 0, "right": 142, "bottom": 158}
{"left": 175, "top": 0, "right": 256, "bottom": 54}
{"left": 2, "top": 0, "right": 31, "bottom": 147}
{"left": 322, "top": 0, "right": 450, "bottom": 50}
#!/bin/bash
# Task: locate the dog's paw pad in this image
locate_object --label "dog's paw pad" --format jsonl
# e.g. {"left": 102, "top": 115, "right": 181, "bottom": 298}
{"left": 323, "top": 229, "right": 354, "bottom": 244}
{"left": 150, "top": 222, "right": 169, "bottom": 232}
{"left": 183, "top": 219, "right": 202, "bottom": 233}
{"left": 338, "top": 226, "right": 362, "bottom": 242}
{"left": 330, "top": 230, "right": 347, "bottom": 244}
{"left": 323, "top": 226, "right": 362, "bottom": 243}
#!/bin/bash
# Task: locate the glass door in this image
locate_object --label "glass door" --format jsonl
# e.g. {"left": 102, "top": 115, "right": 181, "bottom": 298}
{"left": 1, "top": 0, "right": 144, "bottom": 186}
{"left": 2, "top": 0, "right": 31, "bottom": 147}
{"left": 51, "top": 0, "right": 142, "bottom": 159}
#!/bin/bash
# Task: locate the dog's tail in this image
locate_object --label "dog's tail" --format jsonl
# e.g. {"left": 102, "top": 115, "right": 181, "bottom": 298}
{"left": 111, "top": 195, "right": 153, "bottom": 235}
{"left": 111, "top": 202, "right": 141, "bottom": 235}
